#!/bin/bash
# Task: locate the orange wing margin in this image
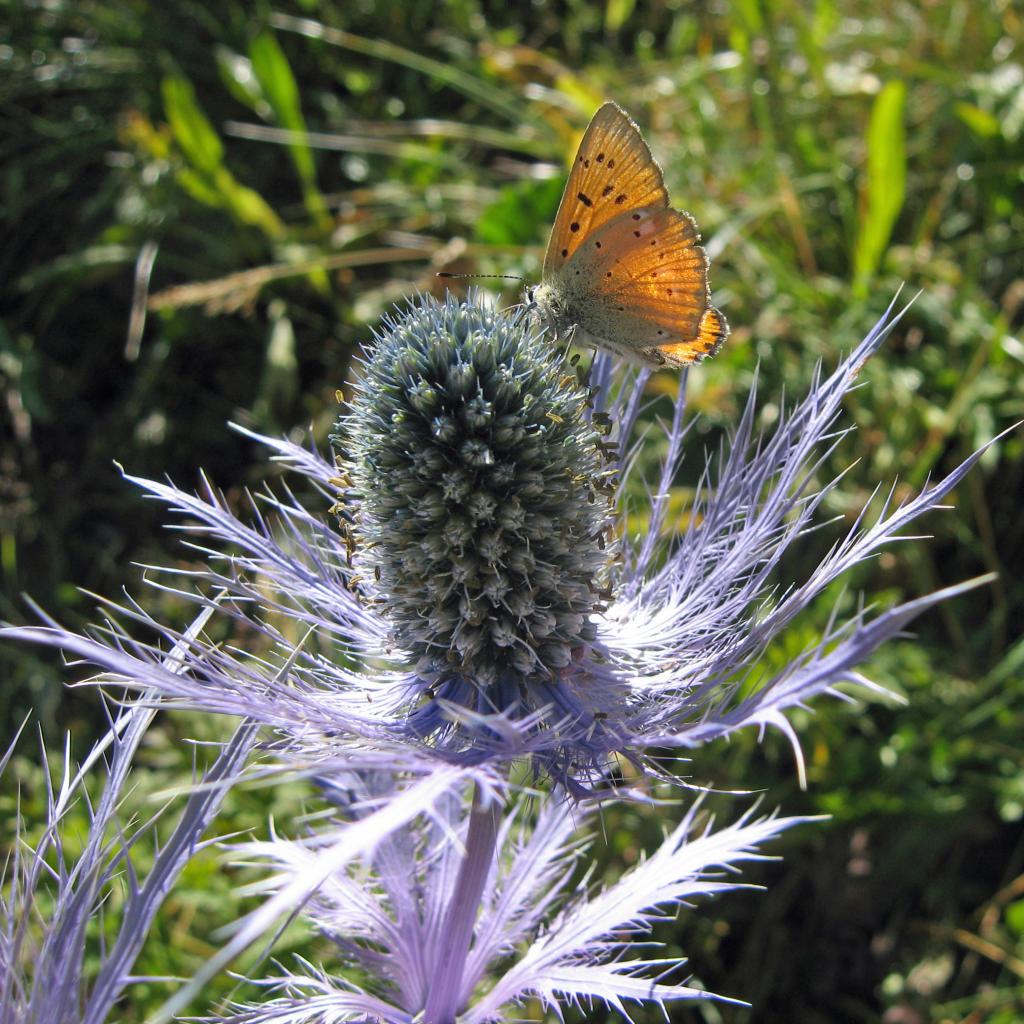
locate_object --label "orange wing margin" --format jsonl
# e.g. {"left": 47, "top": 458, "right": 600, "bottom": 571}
{"left": 653, "top": 306, "right": 730, "bottom": 367}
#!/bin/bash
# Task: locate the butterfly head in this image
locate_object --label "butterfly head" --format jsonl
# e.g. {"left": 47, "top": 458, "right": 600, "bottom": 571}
{"left": 530, "top": 281, "right": 573, "bottom": 337}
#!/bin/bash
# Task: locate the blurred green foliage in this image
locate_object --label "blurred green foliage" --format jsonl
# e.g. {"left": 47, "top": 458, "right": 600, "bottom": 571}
{"left": 1, "top": 0, "right": 1022, "bottom": 1021}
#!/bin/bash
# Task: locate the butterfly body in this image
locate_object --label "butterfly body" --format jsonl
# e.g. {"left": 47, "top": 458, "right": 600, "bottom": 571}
{"left": 534, "top": 102, "right": 728, "bottom": 368}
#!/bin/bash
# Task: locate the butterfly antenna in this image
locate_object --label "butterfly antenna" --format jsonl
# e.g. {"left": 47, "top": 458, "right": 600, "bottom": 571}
{"left": 436, "top": 272, "right": 525, "bottom": 282}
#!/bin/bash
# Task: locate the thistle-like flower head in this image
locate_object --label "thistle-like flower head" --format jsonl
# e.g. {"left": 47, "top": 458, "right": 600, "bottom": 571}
{"left": 336, "top": 295, "right": 615, "bottom": 686}
{"left": 2, "top": 293, "right": 998, "bottom": 790}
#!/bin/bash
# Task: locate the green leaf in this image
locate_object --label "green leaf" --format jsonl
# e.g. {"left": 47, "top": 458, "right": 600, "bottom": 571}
{"left": 1006, "top": 897, "right": 1024, "bottom": 937}
{"left": 853, "top": 80, "right": 907, "bottom": 296}
{"left": 249, "top": 32, "right": 303, "bottom": 133}
{"left": 210, "top": 167, "right": 285, "bottom": 237}
{"left": 954, "top": 101, "right": 1001, "bottom": 139}
{"left": 162, "top": 73, "right": 284, "bottom": 239}
{"left": 249, "top": 31, "right": 328, "bottom": 227}
{"left": 175, "top": 166, "right": 228, "bottom": 209}
{"left": 734, "top": 0, "right": 764, "bottom": 33}
{"left": 605, "top": 0, "right": 636, "bottom": 33}
{"left": 161, "top": 75, "right": 224, "bottom": 176}
{"left": 214, "top": 45, "right": 266, "bottom": 115}
{"left": 174, "top": 152, "right": 284, "bottom": 240}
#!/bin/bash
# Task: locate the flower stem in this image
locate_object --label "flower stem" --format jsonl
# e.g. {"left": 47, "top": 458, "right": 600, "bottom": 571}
{"left": 422, "top": 785, "right": 500, "bottom": 1024}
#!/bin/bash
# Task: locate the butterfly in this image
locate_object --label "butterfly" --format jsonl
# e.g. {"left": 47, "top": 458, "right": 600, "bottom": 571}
{"left": 531, "top": 102, "right": 728, "bottom": 368}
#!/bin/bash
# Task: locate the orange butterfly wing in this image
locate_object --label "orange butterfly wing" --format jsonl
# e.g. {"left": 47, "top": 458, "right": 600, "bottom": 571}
{"left": 543, "top": 103, "right": 670, "bottom": 277}
{"left": 561, "top": 205, "right": 727, "bottom": 365}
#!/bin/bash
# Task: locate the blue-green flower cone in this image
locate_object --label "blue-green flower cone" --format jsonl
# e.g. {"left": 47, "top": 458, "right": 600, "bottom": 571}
{"left": 335, "top": 293, "right": 616, "bottom": 688}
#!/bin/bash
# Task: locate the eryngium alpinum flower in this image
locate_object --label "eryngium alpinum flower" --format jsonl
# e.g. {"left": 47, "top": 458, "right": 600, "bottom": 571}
{"left": 334, "top": 295, "right": 616, "bottom": 686}
{"left": 4, "top": 292, "right": 1000, "bottom": 787}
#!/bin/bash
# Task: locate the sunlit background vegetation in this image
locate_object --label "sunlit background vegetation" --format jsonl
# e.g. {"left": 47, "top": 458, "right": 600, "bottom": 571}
{"left": 2, "top": 1, "right": 1023, "bottom": 1021}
